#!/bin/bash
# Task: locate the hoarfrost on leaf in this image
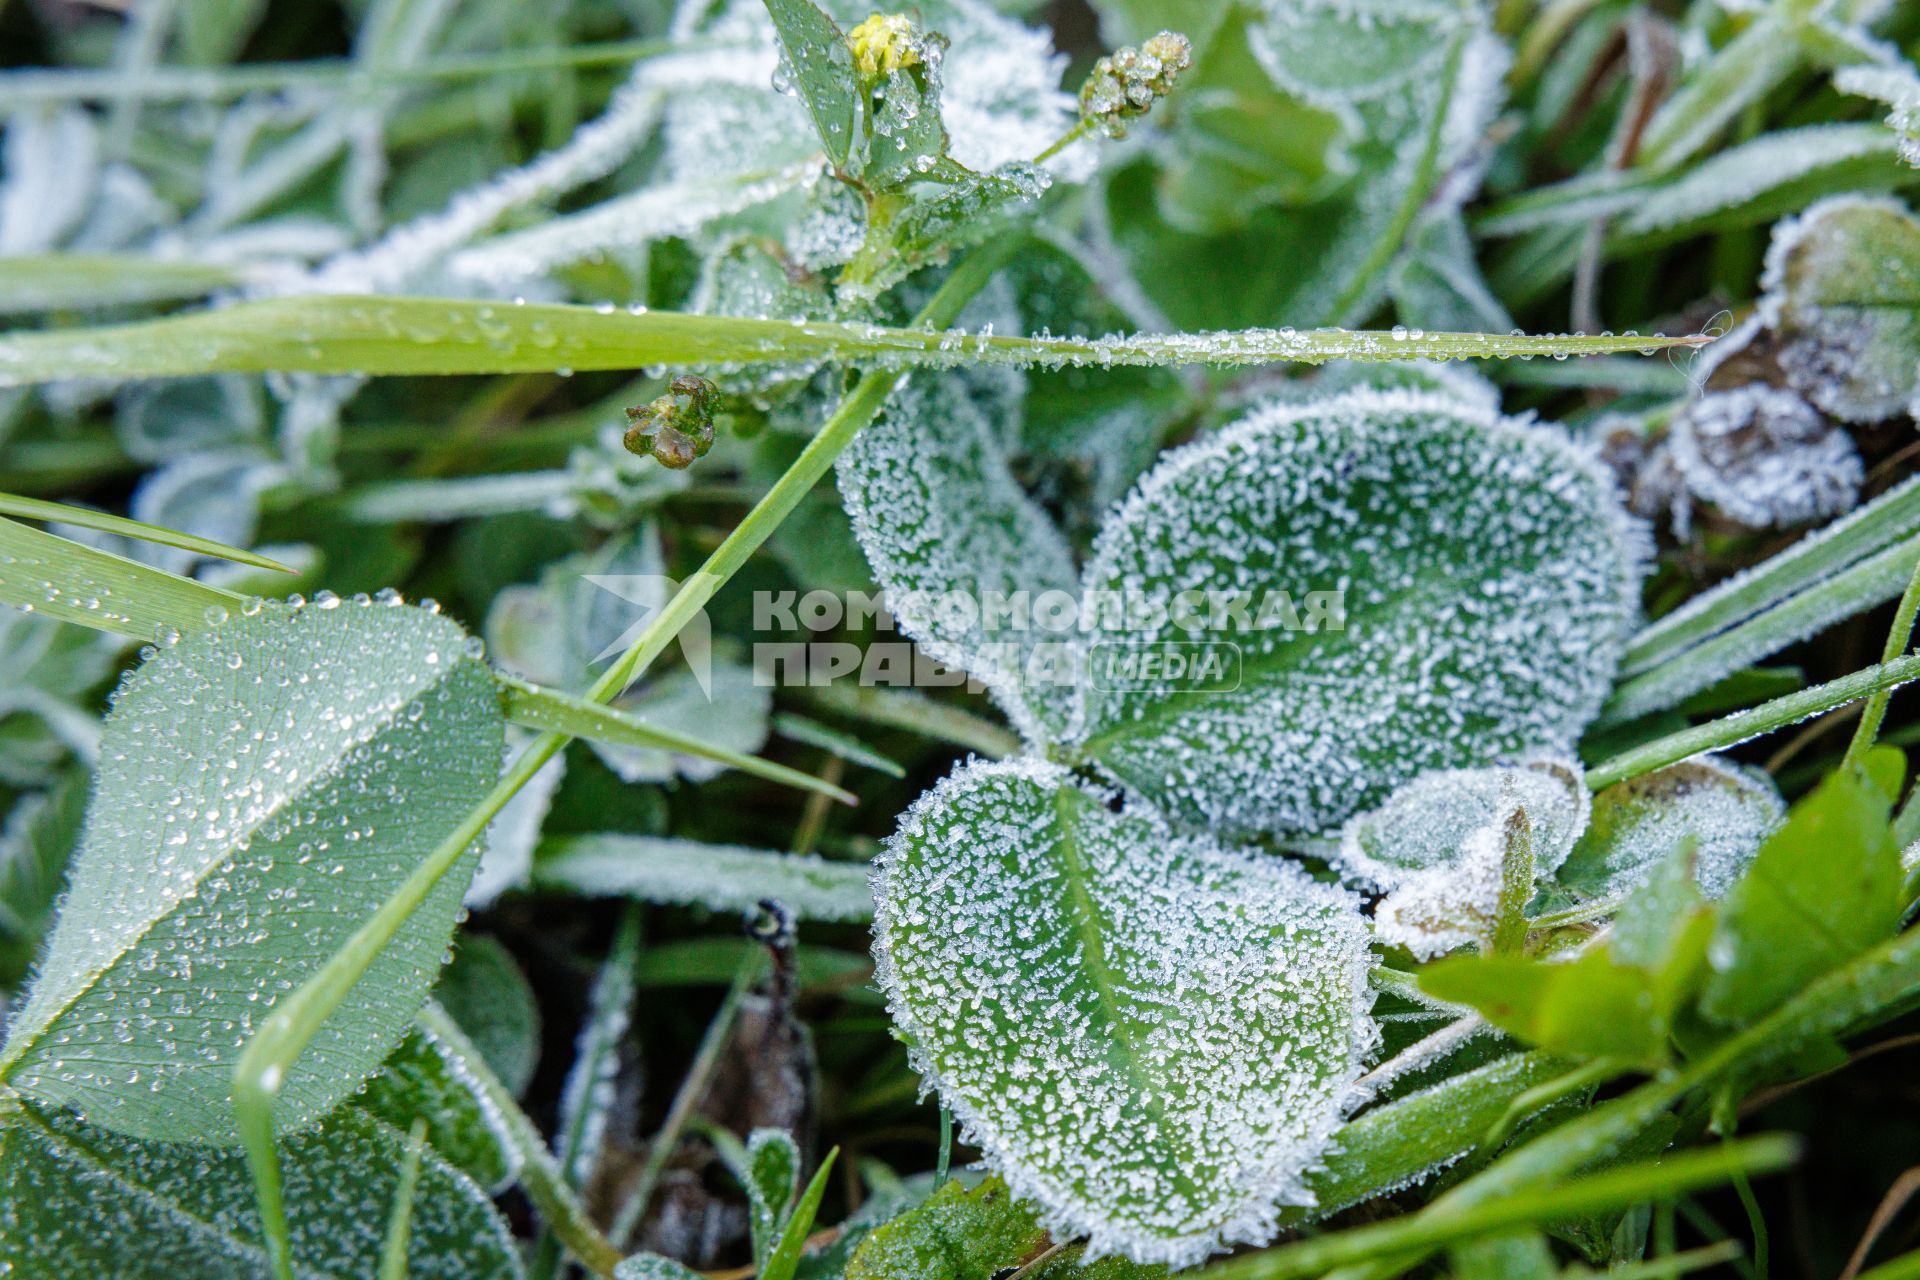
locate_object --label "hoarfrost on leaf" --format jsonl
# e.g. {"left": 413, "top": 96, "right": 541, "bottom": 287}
{"left": 1073, "top": 388, "right": 1646, "bottom": 838}
{"left": 871, "top": 757, "right": 1376, "bottom": 1266}
{"left": 1836, "top": 63, "right": 1920, "bottom": 169}
{"left": 1666, "top": 385, "right": 1863, "bottom": 530}
{"left": 534, "top": 832, "right": 875, "bottom": 922}
{"left": 1756, "top": 194, "right": 1920, "bottom": 423}
{"left": 1334, "top": 758, "right": 1588, "bottom": 958}
{"left": 1558, "top": 757, "right": 1786, "bottom": 902}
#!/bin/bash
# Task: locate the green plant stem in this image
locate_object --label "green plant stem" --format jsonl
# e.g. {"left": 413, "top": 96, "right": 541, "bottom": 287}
{"left": 1032, "top": 118, "right": 1094, "bottom": 165}
{"left": 230, "top": 239, "right": 1021, "bottom": 1280}
{"left": 1491, "top": 810, "right": 1535, "bottom": 955}
{"left": 1730, "top": 1160, "right": 1769, "bottom": 1280}
{"left": 1478, "top": 1056, "right": 1623, "bottom": 1156}
{"left": 608, "top": 956, "right": 758, "bottom": 1247}
{"left": 1844, "top": 548, "right": 1920, "bottom": 769}
{"left": 377, "top": 1119, "right": 428, "bottom": 1280}
{"left": 1202, "top": 1135, "right": 1796, "bottom": 1279}
{"left": 1585, "top": 654, "right": 1920, "bottom": 790}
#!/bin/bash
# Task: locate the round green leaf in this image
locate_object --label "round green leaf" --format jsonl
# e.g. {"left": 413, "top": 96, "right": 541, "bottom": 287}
{"left": 872, "top": 758, "right": 1376, "bottom": 1266}
{"left": 1073, "top": 388, "right": 1645, "bottom": 837}
{"left": 0, "top": 598, "right": 504, "bottom": 1143}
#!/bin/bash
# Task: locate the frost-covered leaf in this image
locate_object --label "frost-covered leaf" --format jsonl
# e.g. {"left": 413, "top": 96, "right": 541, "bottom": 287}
{"left": 616, "top": 1255, "right": 705, "bottom": 1280}
{"left": 872, "top": 758, "right": 1376, "bottom": 1265}
{"left": 1558, "top": 758, "right": 1785, "bottom": 902}
{"left": 0, "top": 1099, "right": 522, "bottom": 1279}
{"left": 1390, "top": 211, "right": 1514, "bottom": 336}
{"left": 358, "top": 1013, "right": 521, "bottom": 1192}
{"left": 839, "top": 373, "right": 1081, "bottom": 744}
{"left": 0, "top": 598, "right": 504, "bottom": 1143}
{"left": 1073, "top": 389, "right": 1645, "bottom": 838}
{"left": 1334, "top": 759, "right": 1588, "bottom": 959}
{"left": 1666, "top": 386, "right": 1862, "bottom": 531}
{"left": 0, "top": 770, "right": 87, "bottom": 989}
{"left": 1699, "top": 749, "right": 1905, "bottom": 1027}
{"left": 0, "top": 106, "right": 98, "bottom": 255}
{"left": 534, "top": 833, "right": 874, "bottom": 922}
{"left": 1837, "top": 62, "right": 1920, "bottom": 168}
{"left": 593, "top": 663, "right": 773, "bottom": 786}
{"left": 745, "top": 1127, "right": 802, "bottom": 1267}
{"left": 431, "top": 935, "right": 541, "bottom": 1099}
{"left": 1758, "top": 195, "right": 1920, "bottom": 423}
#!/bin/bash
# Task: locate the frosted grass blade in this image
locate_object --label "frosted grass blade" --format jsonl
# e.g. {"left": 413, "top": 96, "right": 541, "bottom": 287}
{"left": 0, "top": 515, "right": 243, "bottom": 639}
{"left": 534, "top": 833, "right": 874, "bottom": 922}
{"left": 0, "top": 492, "right": 293, "bottom": 572}
{"left": 0, "top": 295, "right": 1709, "bottom": 388}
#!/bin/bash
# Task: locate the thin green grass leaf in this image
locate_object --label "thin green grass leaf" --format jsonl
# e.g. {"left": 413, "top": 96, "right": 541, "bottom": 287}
{"left": 1586, "top": 654, "right": 1920, "bottom": 790}
{"left": 0, "top": 295, "right": 1709, "bottom": 388}
{"left": 534, "top": 833, "right": 874, "bottom": 922}
{"left": 0, "top": 515, "right": 243, "bottom": 639}
{"left": 0, "top": 253, "right": 246, "bottom": 314}
{"left": 377, "top": 1119, "right": 429, "bottom": 1280}
{"left": 0, "top": 492, "right": 292, "bottom": 572}
{"left": 762, "top": 1148, "right": 838, "bottom": 1280}
{"left": 496, "top": 674, "right": 853, "bottom": 804}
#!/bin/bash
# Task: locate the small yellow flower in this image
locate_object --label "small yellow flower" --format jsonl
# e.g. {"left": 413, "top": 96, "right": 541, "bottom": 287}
{"left": 847, "top": 13, "right": 922, "bottom": 79}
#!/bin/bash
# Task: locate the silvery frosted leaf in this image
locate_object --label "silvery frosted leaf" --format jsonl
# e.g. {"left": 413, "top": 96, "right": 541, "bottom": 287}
{"left": 1558, "top": 757, "right": 1786, "bottom": 902}
{"left": 0, "top": 106, "right": 98, "bottom": 255}
{"left": 745, "top": 1127, "right": 802, "bottom": 1266}
{"left": 1073, "top": 388, "right": 1645, "bottom": 838}
{"left": 1334, "top": 759, "right": 1588, "bottom": 958}
{"left": 431, "top": 934, "right": 541, "bottom": 1099}
{"left": 1759, "top": 194, "right": 1920, "bottom": 422}
{"left": 535, "top": 833, "right": 874, "bottom": 922}
{"left": 0, "top": 1099, "right": 522, "bottom": 1280}
{"left": 358, "top": 1012, "right": 521, "bottom": 1192}
{"left": 839, "top": 374, "right": 1082, "bottom": 745}
{"left": 115, "top": 376, "right": 265, "bottom": 465}
{"left": 1837, "top": 63, "right": 1920, "bottom": 168}
{"left": 0, "top": 598, "right": 504, "bottom": 1143}
{"left": 872, "top": 758, "right": 1376, "bottom": 1266}
{"left": 1666, "top": 385, "right": 1862, "bottom": 530}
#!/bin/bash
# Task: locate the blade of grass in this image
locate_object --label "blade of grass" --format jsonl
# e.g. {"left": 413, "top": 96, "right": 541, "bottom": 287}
{"left": 1621, "top": 476, "right": 1920, "bottom": 679}
{"left": 0, "top": 295, "right": 1708, "bottom": 389}
{"left": 1586, "top": 654, "right": 1920, "bottom": 790}
{"left": 1844, "top": 546, "right": 1920, "bottom": 769}
{"left": 795, "top": 684, "right": 1020, "bottom": 758}
{"left": 0, "top": 515, "right": 244, "bottom": 640}
{"left": 1202, "top": 1135, "right": 1798, "bottom": 1279}
{"left": 0, "top": 492, "right": 293, "bottom": 572}
{"left": 1604, "top": 534, "right": 1920, "bottom": 722}
{"left": 496, "top": 675, "right": 855, "bottom": 805}
{"left": 0, "top": 254, "right": 247, "bottom": 314}
{"left": 377, "top": 1119, "right": 429, "bottom": 1280}
{"left": 0, "top": 37, "right": 687, "bottom": 106}
{"left": 763, "top": 1149, "right": 839, "bottom": 1280}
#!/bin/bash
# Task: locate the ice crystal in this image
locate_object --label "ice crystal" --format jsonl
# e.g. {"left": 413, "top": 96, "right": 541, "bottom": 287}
{"left": 1667, "top": 385, "right": 1862, "bottom": 530}
{"left": 871, "top": 758, "right": 1376, "bottom": 1266}
{"left": 1335, "top": 759, "right": 1587, "bottom": 958}
{"left": 1559, "top": 757, "right": 1785, "bottom": 901}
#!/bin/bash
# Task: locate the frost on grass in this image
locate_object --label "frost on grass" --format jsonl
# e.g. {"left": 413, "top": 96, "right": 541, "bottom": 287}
{"left": 534, "top": 833, "right": 875, "bottom": 922}
{"left": 1073, "top": 388, "right": 1646, "bottom": 838}
{"left": 0, "top": 1100, "right": 522, "bottom": 1280}
{"left": 1666, "top": 385, "right": 1862, "bottom": 530}
{"left": 0, "top": 597, "right": 504, "bottom": 1144}
{"left": 871, "top": 757, "right": 1376, "bottom": 1267}
{"left": 1837, "top": 63, "right": 1920, "bottom": 169}
{"left": 838, "top": 374, "right": 1082, "bottom": 746}
{"left": 1755, "top": 195, "right": 1920, "bottom": 422}
{"left": 1334, "top": 758, "right": 1587, "bottom": 959}
{"left": 1558, "top": 757, "right": 1785, "bottom": 901}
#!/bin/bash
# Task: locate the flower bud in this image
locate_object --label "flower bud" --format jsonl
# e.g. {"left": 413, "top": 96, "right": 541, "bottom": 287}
{"left": 1080, "top": 30, "right": 1192, "bottom": 138}
{"left": 623, "top": 375, "right": 719, "bottom": 469}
